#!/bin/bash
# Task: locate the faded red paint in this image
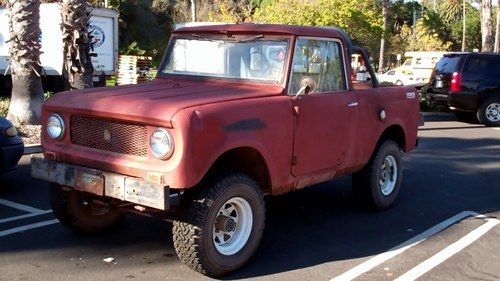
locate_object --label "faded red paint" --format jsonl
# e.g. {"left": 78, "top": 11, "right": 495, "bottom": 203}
{"left": 40, "top": 24, "right": 419, "bottom": 196}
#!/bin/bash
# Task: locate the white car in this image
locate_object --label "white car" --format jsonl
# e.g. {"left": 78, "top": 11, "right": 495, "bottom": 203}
{"left": 377, "top": 69, "right": 422, "bottom": 86}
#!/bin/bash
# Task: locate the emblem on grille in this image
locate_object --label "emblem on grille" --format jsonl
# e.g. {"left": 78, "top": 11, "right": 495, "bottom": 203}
{"left": 103, "top": 128, "right": 111, "bottom": 142}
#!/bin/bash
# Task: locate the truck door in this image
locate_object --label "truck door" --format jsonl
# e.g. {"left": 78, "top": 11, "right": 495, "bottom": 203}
{"left": 290, "top": 38, "right": 356, "bottom": 176}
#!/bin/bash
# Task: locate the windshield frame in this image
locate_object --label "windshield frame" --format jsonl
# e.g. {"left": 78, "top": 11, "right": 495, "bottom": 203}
{"left": 157, "top": 33, "right": 293, "bottom": 86}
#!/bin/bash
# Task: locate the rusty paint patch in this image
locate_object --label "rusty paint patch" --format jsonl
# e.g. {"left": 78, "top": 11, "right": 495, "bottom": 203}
{"left": 75, "top": 170, "right": 104, "bottom": 196}
{"left": 225, "top": 119, "right": 266, "bottom": 131}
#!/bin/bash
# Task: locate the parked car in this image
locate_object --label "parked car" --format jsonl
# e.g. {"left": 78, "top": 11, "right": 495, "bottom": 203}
{"left": 377, "top": 69, "right": 424, "bottom": 86}
{"left": 426, "top": 52, "right": 500, "bottom": 126}
{"left": 31, "top": 24, "right": 420, "bottom": 277}
{"left": 0, "top": 117, "right": 24, "bottom": 174}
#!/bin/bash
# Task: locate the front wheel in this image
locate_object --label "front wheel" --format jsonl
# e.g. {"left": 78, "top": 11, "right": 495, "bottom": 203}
{"left": 173, "top": 173, "right": 265, "bottom": 277}
{"left": 477, "top": 99, "right": 500, "bottom": 126}
{"left": 49, "top": 184, "right": 123, "bottom": 233}
{"left": 352, "top": 140, "right": 403, "bottom": 210}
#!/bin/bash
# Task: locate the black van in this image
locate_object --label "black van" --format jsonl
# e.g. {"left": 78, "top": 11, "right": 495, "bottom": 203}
{"left": 426, "top": 52, "right": 500, "bottom": 126}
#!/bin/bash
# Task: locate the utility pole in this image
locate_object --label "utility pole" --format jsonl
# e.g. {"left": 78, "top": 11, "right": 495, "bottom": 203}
{"left": 190, "top": 0, "right": 196, "bottom": 22}
{"left": 462, "top": 0, "right": 466, "bottom": 51}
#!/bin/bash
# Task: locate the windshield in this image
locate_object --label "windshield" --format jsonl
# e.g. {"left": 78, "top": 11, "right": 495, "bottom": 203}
{"left": 161, "top": 35, "right": 289, "bottom": 84}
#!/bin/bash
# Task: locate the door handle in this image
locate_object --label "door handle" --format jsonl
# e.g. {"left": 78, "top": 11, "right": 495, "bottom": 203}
{"left": 347, "top": 101, "right": 358, "bottom": 107}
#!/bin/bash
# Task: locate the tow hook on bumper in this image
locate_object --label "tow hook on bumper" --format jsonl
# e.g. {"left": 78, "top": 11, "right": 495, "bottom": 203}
{"left": 31, "top": 157, "right": 169, "bottom": 210}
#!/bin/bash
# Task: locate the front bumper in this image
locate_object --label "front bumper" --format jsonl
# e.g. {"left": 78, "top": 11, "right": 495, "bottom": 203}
{"left": 0, "top": 142, "right": 24, "bottom": 173}
{"left": 31, "top": 157, "right": 170, "bottom": 210}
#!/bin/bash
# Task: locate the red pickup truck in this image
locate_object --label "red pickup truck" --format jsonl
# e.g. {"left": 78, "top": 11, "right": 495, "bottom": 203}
{"left": 32, "top": 24, "right": 420, "bottom": 277}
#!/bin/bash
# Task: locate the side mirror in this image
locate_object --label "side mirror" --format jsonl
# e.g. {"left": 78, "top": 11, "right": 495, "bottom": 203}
{"left": 294, "top": 76, "right": 316, "bottom": 99}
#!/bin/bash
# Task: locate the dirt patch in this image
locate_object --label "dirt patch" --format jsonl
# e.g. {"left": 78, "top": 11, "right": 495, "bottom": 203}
{"left": 18, "top": 125, "right": 41, "bottom": 145}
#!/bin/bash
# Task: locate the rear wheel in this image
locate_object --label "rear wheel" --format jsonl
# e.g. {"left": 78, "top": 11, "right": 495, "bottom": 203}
{"left": 49, "top": 184, "right": 123, "bottom": 233}
{"left": 477, "top": 99, "right": 500, "bottom": 126}
{"left": 395, "top": 80, "right": 403, "bottom": 86}
{"left": 352, "top": 140, "right": 403, "bottom": 210}
{"left": 173, "top": 173, "right": 265, "bottom": 277}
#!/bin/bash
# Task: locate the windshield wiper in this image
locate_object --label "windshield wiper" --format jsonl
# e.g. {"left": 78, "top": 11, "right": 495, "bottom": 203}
{"left": 189, "top": 34, "right": 265, "bottom": 43}
{"left": 190, "top": 34, "right": 223, "bottom": 42}
{"left": 234, "top": 35, "right": 264, "bottom": 43}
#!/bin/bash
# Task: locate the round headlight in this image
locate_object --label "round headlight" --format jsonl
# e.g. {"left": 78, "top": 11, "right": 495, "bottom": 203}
{"left": 47, "top": 114, "right": 65, "bottom": 140}
{"left": 150, "top": 128, "right": 174, "bottom": 159}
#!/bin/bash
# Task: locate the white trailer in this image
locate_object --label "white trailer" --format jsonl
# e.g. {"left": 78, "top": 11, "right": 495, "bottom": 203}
{"left": 0, "top": 3, "right": 118, "bottom": 92}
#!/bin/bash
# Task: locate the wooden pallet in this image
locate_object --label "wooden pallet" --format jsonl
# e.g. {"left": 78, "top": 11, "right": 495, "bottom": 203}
{"left": 117, "top": 55, "right": 153, "bottom": 85}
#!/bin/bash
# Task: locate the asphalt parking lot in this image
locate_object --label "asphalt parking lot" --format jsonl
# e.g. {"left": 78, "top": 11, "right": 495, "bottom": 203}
{"left": 1, "top": 115, "right": 499, "bottom": 281}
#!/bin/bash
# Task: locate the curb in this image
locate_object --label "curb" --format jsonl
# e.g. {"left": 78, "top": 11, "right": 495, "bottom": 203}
{"left": 421, "top": 112, "right": 455, "bottom": 117}
{"left": 23, "top": 144, "right": 42, "bottom": 155}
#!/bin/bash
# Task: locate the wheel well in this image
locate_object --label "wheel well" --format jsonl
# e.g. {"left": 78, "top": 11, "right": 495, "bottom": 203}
{"left": 377, "top": 125, "right": 406, "bottom": 151}
{"left": 206, "top": 147, "right": 271, "bottom": 194}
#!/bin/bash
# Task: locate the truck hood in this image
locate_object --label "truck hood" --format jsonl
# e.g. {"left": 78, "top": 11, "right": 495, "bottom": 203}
{"left": 44, "top": 78, "right": 284, "bottom": 126}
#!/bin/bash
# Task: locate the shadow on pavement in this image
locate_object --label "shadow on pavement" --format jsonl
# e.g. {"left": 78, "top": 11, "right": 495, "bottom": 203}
{"left": 0, "top": 135, "right": 499, "bottom": 280}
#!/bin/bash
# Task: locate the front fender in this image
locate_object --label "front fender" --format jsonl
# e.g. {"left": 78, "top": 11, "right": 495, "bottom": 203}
{"left": 166, "top": 96, "right": 294, "bottom": 190}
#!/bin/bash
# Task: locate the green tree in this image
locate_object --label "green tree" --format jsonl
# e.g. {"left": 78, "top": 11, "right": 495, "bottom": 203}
{"left": 252, "top": 0, "right": 383, "bottom": 58}
{"left": 451, "top": 8, "right": 482, "bottom": 50}
{"left": 109, "top": 0, "right": 173, "bottom": 66}
{"left": 172, "top": 0, "right": 218, "bottom": 23}
{"left": 387, "top": 0, "right": 423, "bottom": 33}
{"left": 209, "top": 0, "right": 254, "bottom": 23}
{"left": 390, "top": 19, "right": 453, "bottom": 54}
{"left": 439, "top": 0, "right": 473, "bottom": 24}
{"left": 422, "top": 10, "right": 455, "bottom": 47}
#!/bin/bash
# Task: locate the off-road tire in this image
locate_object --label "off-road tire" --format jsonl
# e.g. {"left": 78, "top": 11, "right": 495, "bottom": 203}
{"left": 352, "top": 140, "right": 403, "bottom": 210}
{"left": 477, "top": 98, "right": 500, "bottom": 127}
{"left": 49, "top": 183, "right": 123, "bottom": 234}
{"left": 173, "top": 173, "right": 265, "bottom": 277}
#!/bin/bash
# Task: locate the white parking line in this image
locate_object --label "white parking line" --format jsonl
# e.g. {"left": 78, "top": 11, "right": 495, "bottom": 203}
{"left": 494, "top": 128, "right": 500, "bottom": 131}
{"left": 0, "top": 198, "right": 46, "bottom": 213}
{"left": 0, "top": 210, "right": 53, "bottom": 224}
{"left": 394, "top": 216, "right": 499, "bottom": 281}
{"left": 330, "top": 211, "right": 478, "bottom": 281}
{"left": 0, "top": 219, "right": 59, "bottom": 237}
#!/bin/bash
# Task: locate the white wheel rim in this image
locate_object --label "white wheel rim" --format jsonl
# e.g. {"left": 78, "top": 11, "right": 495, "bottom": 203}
{"left": 485, "top": 103, "right": 500, "bottom": 122}
{"left": 380, "top": 155, "right": 397, "bottom": 196}
{"left": 212, "top": 197, "right": 253, "bottom": 256}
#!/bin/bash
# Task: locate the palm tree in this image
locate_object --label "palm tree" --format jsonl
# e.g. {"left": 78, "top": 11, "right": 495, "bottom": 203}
{"left": 480, "top": 0, "right": 493, "bottom": 52}
{"left": 6, "top": 0, "right": 44, "bottom": 126}
{"left": 494, "top": 0, "right": 499, "bottom": 53}
{"left": 61, "top": 0, "right": 93, "bottom": 89}
{"left": 439, "top": 0, "right": 472, "bottom": 23}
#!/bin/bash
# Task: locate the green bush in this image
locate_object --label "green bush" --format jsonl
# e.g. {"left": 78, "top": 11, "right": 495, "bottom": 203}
{"left": 0, "top": 98, "right": 9, "bottom": 118}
